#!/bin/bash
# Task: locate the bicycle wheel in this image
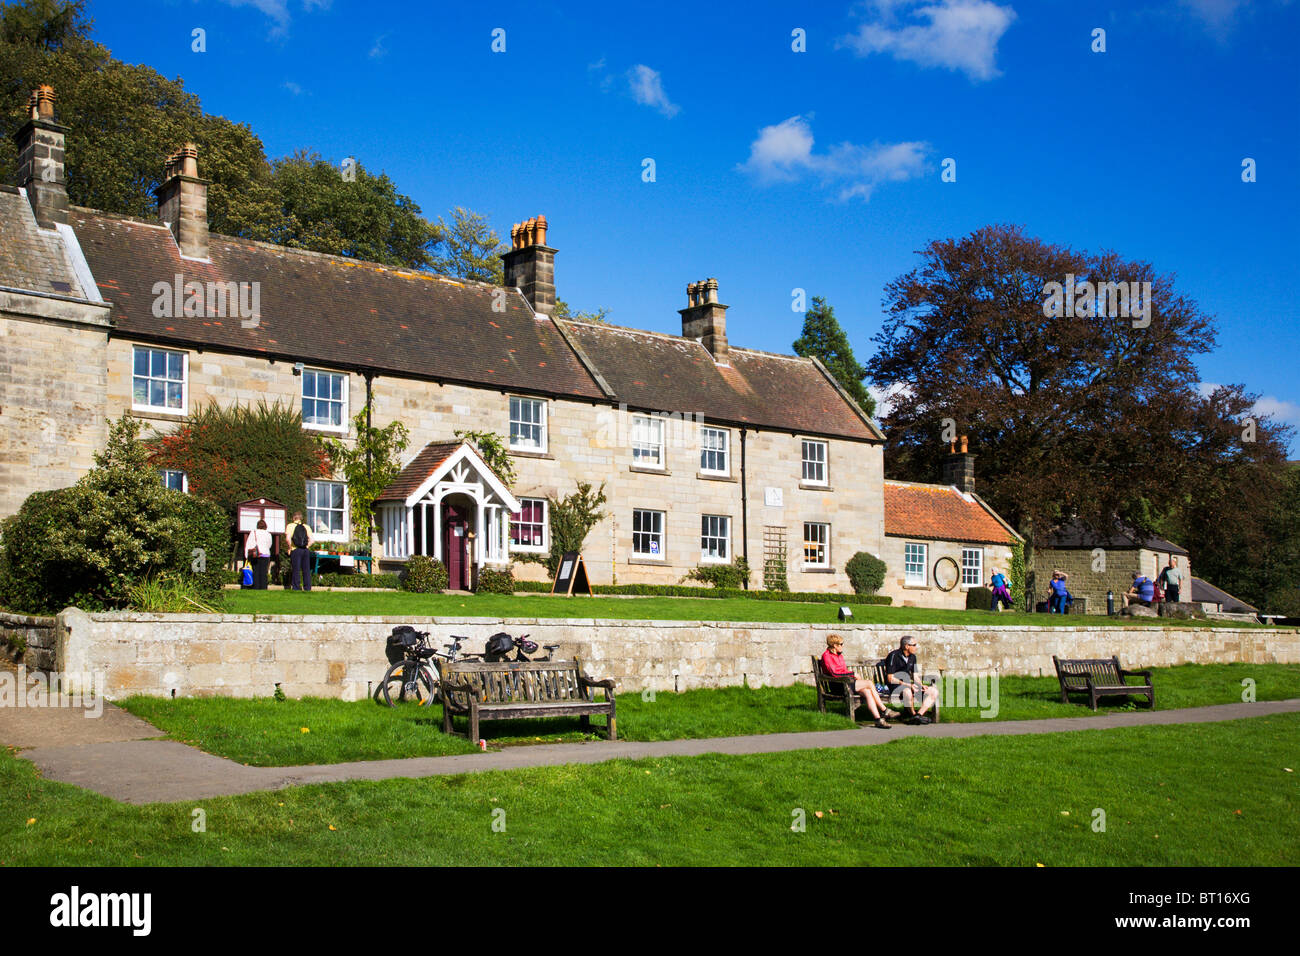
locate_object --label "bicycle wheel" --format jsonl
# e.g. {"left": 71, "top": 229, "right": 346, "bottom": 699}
{"left": 381, "top": 660, "right": 435, "bottom": 706}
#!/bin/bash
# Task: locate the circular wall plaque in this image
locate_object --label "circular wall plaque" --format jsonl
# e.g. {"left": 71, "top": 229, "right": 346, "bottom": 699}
{"left": 933, "top": 556, "right": 960, "bottom": 591}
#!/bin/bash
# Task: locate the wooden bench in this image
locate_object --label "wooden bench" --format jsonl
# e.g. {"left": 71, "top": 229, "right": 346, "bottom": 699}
{"left": 440, "top": 658, "right": 617, "bottom": 741}
{"left": 1052, "top": 655, "right": 1154, "bottom": 711}
{"left": 810, "top": 657, "right": 940, "bottom": 723}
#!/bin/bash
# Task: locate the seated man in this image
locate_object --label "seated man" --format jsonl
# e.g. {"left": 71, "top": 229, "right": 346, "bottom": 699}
{"left": 1124, "top": 570, "right": 1156, "bottom": 608}
{"left": 989, "top": 570, "right": 1013, "bottom": 611}
{"left": 821, "top": 635, "right": 892, "bottom": 729}
{"left": 881, "top": 637, "right": 938, "bottom": 724}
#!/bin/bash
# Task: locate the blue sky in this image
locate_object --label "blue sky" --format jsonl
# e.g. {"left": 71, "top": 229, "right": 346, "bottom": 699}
{"left": 90, "top": 0, "right": 1300, "bottom": 450}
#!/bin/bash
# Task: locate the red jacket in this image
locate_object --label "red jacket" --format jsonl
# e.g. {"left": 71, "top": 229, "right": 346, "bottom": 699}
{"left": 821, "top": 648, "right": 852, "bottom": 677}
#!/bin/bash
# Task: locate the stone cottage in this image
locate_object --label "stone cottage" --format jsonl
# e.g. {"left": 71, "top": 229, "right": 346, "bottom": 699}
{"left": 1035, "top": 520, "right": 1192, "bottom": 614}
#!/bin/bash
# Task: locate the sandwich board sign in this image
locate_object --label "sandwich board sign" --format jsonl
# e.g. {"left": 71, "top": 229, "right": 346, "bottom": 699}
{"left": 551, "top": 551, "right": 592, "bottom": 595}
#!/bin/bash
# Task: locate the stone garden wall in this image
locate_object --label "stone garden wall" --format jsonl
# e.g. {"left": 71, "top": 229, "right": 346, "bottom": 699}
{"left": 0, "top": 610, "right": 58, "bottom": 670}
{"left": 50, "top": 608, "right": 1300, "bottom": 700}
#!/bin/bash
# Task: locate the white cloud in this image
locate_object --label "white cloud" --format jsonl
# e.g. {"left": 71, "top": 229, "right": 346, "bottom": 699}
{"left": 283, "top": 80, "right": 303, "bottom": 95}
{"left": 217, "top": 0, "right": 331, "bottom": 35}
{"left": 626, "top": 65, "right": 680, "bottom": 118}
{"left": 838, "top": 0, "right": 1017, "bottom": 82}
{"left": 868, "top": 382, "right": 912, "bottom": 420}
{"left": 1199, "top": 382, "right": 1300, "bottom": 429}
{"left": 1180, "top": 0, "right": 1246, "bottom": 37}
{"left": 739, "top": 115, "right": 929, "bottom": 202}
{"left": 369, "top": 34, "right": 388, "bottom": 59}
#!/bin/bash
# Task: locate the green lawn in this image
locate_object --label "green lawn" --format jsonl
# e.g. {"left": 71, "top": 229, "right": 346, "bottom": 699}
{"left": 218, "top": 588, "right": 1271, "bottom": 627}
{"left": 4, "top": 714, "right": 1297, "bottom": 865}
{"left": 117, "top": 662, "right": 1300, "bottom": 766}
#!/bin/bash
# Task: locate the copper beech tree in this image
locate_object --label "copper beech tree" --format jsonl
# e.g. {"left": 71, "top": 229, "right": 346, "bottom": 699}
{"left": 866, "top": 224, "right": 1290, "bottom": 561}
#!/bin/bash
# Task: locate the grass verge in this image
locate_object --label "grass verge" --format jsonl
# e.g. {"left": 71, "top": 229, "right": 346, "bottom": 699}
{"left": 3, "top": 714, "right": 1296, "bottom": 866}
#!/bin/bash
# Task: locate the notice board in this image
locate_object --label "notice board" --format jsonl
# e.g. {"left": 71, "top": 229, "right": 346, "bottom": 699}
{"left": 550, "top": 551, "right": 592, "bottom": 595}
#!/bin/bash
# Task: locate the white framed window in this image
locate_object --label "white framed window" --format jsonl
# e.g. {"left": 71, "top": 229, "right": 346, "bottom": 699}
{"left": 160, "top": 469, "right": 187, "bottom": 493}
{"left": 700, "top": 426, "right": 729, "bottom": 475}
{"left": 306, "top": 480, "right": 347, "bottom": 540}
{"left": 632, "top": 414, "right": 665, "bottom": 468}
{"left": 801, "top": 440, "right": 827, "bottom": 485}
{"left": 803, "top": 522, "right": 829, "bottom": 568}
{"left": 633, "top": 509, "right": 665, "bottom": 559}
{"left": 904, "top": 542, "right": 928, "bottom": 586}
{"left": 509, "top": 396, "right": 547, "bottom": 451}
{"left": 302, "top": 369, "right": 347, "bottom": 431}
{"left": 961, "top": 547, "right": 983, "bottom": 587}
{"left": 510, "top": 498, "right": 548, "bottom": 552}
{"left": 132, "top": 346, "right": 187, "bottom": 413}
{"left": 701, "top": 514, "right": 730, "bottom": 562}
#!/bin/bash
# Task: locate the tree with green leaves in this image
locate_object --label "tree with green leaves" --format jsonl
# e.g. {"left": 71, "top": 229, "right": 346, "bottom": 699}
{"left": 431, "top": 207, "right": 508, "bottom": 283}
{"left": 793, "top": 296, "right": 875, "bottom": 416}
{"left": 543, "top": 482, "right": 607, "bottom": 576}
{"left": 326, "top": 404, "right": 410, "bottom": 541}
{"left": 554, "top": 298, "right": 611, "bottom": 323}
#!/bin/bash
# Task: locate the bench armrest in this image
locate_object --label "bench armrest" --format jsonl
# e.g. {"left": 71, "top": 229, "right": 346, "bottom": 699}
{"left": 1120, "top": 668, "right": 1153, "bottom": 682}
{"left": 579, "top": 675, "right": 616, "bottom": 692}
{"left": 440, "top": 677, "right": 483, "bottom": 707}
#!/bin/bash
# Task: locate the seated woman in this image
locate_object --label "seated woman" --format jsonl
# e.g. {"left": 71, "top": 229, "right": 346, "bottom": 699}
{"left": 821, "top": 635, "right": 892, "bottom": 729}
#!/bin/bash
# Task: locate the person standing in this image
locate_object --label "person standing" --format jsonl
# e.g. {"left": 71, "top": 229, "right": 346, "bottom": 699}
{"left": 245, "top": 518, "right": 274, "bottom": 590}
{"left": 1160, "top": 556, "right": 1184, "bottom": 604}
{"left": 285, "top": 511, "right": 314, "bottom": 591}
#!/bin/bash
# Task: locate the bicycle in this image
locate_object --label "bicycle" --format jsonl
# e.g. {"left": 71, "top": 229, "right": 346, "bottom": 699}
{"left": 483, "top": 632, "right": 559, "bottom": 663}
{"left": 380, "top": 628, "right": 477, "bottom": 707}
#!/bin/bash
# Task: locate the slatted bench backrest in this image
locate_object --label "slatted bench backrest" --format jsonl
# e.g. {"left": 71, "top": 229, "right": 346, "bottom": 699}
{"left": 444, "top": 660, "right": 588, "bottom": 703}
{"left": 1055, "top": 657, "right": 1122, "bottom": 689}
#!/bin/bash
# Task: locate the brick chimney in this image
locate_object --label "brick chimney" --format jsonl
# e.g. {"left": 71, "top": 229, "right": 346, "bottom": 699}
{"left": 679, "top": 277, "right": 729, "bottom": 361}
{"left": 942, "top": 435, "right": 975, "bottom": 493}
{"left": 503, "top": 215, "right": 555, "bottom": 315}
{"left": 13, "top": 85, "right": 70, "bottom": 228}
{"left": 155, "top": 143, "right": 210, "bottom": 260}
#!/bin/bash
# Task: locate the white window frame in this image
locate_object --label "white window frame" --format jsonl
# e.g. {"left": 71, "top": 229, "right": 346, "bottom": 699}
{"left": 701, "top": 514, "right": 731, "bottom": 563}
{"left": 801, "top": 439, "right": 828, "bottom": 486}
{"left": 306, "top": 479, "right": 348, "bottom": 542}
{"left": 302, "top": 368, "right": 349, "bottom": 433}
{"left": 131, "top": 345, "right": 188, "bottom": 414}
{"left": 509, "top": 497, "right": 548, "bottom": 553}
{"left": 700, "top": 426, "right": 729, "bottom": 476}
{"left": 632, "top": 414, "right": 665, "bottom": 469}
{"left": 509, "top": 396, "right": 548, "bottom": 452}
{"left": 633, "top": 509, "right": 665, "bottom": 560}
{"left": 904, "top": 542, "right": 928, "bottom": 586}
{"left": 803, "top": 522, "right": 830, "bottom": 569}
{"left": 160, "top": 469, "right": 188, "bottom": 493}
{"left": 961, "top": 547, "right": 983, "bottom": 587}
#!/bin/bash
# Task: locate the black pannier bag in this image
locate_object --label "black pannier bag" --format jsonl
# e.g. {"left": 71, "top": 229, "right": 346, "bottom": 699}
{"left": 386, "top": 626, "right": 421, "bottom": 665}
{"left": 484, "top": 631, "right": 514, "bottom": 662}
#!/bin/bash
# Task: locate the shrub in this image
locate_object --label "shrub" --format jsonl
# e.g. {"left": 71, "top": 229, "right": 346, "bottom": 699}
{"left": 542, "top": 482, "right": 608, "bottom": 576}
{"left": 1009, "top": 540, "right": 1026, "bottom": 610}
{"left": 316, "top": 572, "right": 401, "bottom": 589}
{"left": 0, "top": 416, "right": 231, "bottom": 615}
{"left": 401, "top": 555, "right": 448, "bottom": 593}
{"left": 965, "top": 586, "right": 993, "bottom": 610}
{"left": 475, "top": 566, "right": 515, "bottom": 594}
{"left": 685, "top": 557, "right": 750, "bottom": 590}
{"left": 844, "top": 552, "right": 887, "bottom": 595}
{"left": 128, "top": 574, "right": 224, "bottom": 613}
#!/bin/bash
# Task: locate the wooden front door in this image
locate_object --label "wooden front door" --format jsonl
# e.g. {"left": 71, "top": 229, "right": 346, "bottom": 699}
{"left": 443, "top": 503, "right": 470, "bottom": 590}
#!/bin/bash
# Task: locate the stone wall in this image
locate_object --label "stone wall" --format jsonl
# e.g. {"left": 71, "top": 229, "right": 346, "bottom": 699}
{"left": 1036, "top": 547, "right": 1192, "bottom": 615}
{"left": 880, "top": 536, "right": 1014, "bottom": 611}
{"left": 0, "top": 301, "right": 110, "bottom": 519}
{"left": 103, "top": 338, "right": 887, "bottom": 592}
{"left": 0, "top": 610, "right": 58, "bottom": 670}
{"left": 53, "top": 608, "right": 1300, "bottom": 701}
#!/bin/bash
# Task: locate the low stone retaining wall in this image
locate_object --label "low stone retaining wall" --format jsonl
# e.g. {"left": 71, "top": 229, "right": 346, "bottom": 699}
{"left": 49, "top": 608, "right": 1300, "bottom": 700}
{"left": 0, "top": 611, "right": 58, "bottom": 670}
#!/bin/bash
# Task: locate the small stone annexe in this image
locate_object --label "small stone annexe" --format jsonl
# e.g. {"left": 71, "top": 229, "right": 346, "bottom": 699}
{"left": 0, "top": 84, "right": 1023, "bottom": 606}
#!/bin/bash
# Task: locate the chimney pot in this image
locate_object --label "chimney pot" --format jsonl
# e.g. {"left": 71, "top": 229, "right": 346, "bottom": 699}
{"left": 156, "top": 142, "right": 210, "bottom": 259}
{"left": 36, "top": 84, "right": 55, "bottom": 119}
{"left": 535, "top": 214, "right": 548, "bottom": 246}
{"left": 680, "top": 276, "right": 729, "bottom": 361}
{"left": 15, "top": 85, "right": 69, "bottom": 226}
{"left": 502, "top": 214, "right": 556, "bottom": 314}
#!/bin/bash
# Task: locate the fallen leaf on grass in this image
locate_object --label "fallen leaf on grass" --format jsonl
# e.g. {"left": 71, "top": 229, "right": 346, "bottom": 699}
{"left": 814, "top": 811, "right": 824, "bottom": 819}
{"left": 25, "top": 818, "right": 35, "bottom": 826}
{"left": 328, "top": 824, "right": 337, "bottom": 831}
{"left": 1060, "top": 811, "right": 1069, "bottom": 816}
{"left": 300, "top": 727, "right": 310, "bottom": 734}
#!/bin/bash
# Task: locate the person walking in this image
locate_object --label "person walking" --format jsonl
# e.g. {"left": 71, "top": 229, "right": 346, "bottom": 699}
{"left": 285, "top": 511, "right": 314, "bottom": 591}
{"left": 245, "top": 518, "right": 274, "bottom": 590}
{"left": 989, "top": 569, "right": 1013, "bottom": 611}
{"left": 1160, "top": 556, "right": 1184, "bottom": 604}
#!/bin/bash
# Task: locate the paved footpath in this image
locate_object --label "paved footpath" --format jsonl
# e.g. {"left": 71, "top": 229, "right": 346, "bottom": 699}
{"left": 5, "top": 665, "right": 1296, "bottom": 804}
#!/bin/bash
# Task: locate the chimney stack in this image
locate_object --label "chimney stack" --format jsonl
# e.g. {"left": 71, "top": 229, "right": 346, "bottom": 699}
{"left": 502, "top": 214, "right": 555, "bottom": 315}
{"left": 679, "top": 277, "right": 728, "bottom": 361}
{"left": 942, "top": 434, "right": 975, "bottom": 493}
{"left": 155, "top": 143, "right": 210, "bottom": 260}
{"left": 13, "top": 85, "right": 70, "bottom": 227}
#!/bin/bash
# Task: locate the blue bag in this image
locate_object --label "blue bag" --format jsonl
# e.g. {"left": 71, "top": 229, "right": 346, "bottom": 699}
{"left": 241, "top": 564, "right": 254, "bottom": 587}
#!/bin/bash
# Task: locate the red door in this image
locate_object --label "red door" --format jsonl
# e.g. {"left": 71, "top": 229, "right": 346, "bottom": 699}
{"left": 443, "top": 503, "right": 469, "bottom": 590}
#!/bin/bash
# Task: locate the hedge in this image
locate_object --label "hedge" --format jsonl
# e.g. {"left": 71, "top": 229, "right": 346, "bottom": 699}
{"left": 401, "top": 555, "right": 449, "bottom": 593}
{"left": 316, "top": 572, "right": 401, "bottom": 589}
{"left": 509, "top": 579, "right": 890, "bottom": 604}
{"left": 475, "top": 567, "right": 516, "bottom": 594}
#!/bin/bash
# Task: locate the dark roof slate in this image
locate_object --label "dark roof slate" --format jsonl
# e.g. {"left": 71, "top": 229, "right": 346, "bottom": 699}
{"left": 1041, "top": 519, "right": 1188, "bottom": 556}
{"left": 1190, "top": 576, "right": 1259, "bottom": 613}
{"left": 0, "top": 189, "right": 87, "bottom": 298}
{"left": 67, "top": 210, "right": 606, "bottom": 400}
{"left": 561, "top": 321, "right": 881, "bottom": 441}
